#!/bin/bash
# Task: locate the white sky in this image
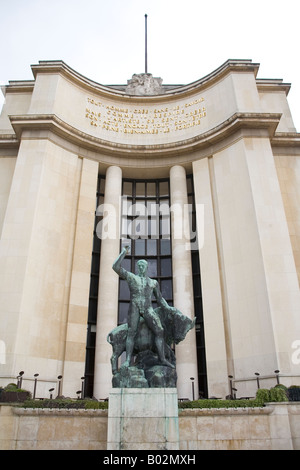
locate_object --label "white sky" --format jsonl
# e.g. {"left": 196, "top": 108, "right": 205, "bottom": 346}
{"left": 0, "top": 0, "right": 299, "bottom": 130}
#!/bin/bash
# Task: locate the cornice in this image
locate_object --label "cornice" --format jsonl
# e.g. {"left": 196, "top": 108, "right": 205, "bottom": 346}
{"left": 0, "top": 133, "right": 19, "bottom": 149}
{"left": 271, "top": 132, "right": 300, "bottom": 148}
{"left": 256, "top": 79, "right": 291, "bottom": 96}
{"left": 1, "top": 81, "right": 35, "bottom": 96}
{"left": 7, "top": 112, "right": 282, "bottom": 159}
{"left": 29, "top": 59, "right": 261, "bottom": 103}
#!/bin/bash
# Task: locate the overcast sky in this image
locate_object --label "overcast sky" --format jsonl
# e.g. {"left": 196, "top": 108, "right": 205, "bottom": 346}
{"left": 1, "top": 0, "right": 299, "bottom": 130}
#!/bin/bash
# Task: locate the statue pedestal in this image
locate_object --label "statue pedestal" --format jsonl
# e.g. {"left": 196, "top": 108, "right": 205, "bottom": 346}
{"left": 107, "top": 388, "right": 179, "bottom": 450}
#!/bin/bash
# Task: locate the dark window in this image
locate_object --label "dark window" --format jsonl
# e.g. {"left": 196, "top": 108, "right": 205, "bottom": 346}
{"left": 84, "top": 174, "right": 105, "bottom": 398}
{"left": 187, "top": 174, "right": 207, "bottom": 398}
{"left": 84, "top": 174, "right": 207, "bottom": 399}
{"left": 119, "top": 179, "right": 173, "bottom": 325}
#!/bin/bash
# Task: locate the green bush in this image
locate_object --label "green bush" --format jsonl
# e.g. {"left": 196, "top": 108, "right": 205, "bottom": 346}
{"left": 179, "top": 386, "right": 290, "bottom": 409}
{"left": 20, "top": 398, "right": 108, "bottom": 410}
{"left": 269, "top": 386, "right": 288, "bottom": 402}
{"left": 4, "top": 383, "right": 30, "bottom": 394}
{"left": 275, "top": 384, "right": 288, "bottom": 390}
{"left": 178, "top": 399, "right": 262, "bottom": 409}
{"left": 84, "top": 400, "right": 108, "bottom": 409}
{"left": 255, "top": 387, "right": 288, "bottom": 404}
{"left": 255, "top": 388, "right": 271, "bottom": 404}
{"left": 0, "top": 383, "right": 32, "bottom": 402}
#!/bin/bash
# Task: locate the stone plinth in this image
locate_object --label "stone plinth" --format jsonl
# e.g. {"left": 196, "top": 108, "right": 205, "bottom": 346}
{"left": 107, "top": 388, "right": 179, "bottom": 450}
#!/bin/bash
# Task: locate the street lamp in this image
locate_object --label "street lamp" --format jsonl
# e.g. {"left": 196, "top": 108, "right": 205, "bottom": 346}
{"left": 228, "top": 375, "right": 234, "bottom": 399}
{"left": 33, "top": 373, "right": 39, "bottom": 399}
{"left": 274, "top": 370, "right": 280, "bottom": 385}
{"left": 255, "top": 372, "right": 260, "bottom": 389}
{"left": 17, "top": 371, "right": 24, "bottom": 389}
{"left": 49, "top": 388, "right": 55, "bottom": 399}
{"left": 190, "top": 377, "right": 195, "bottom": 401}
{"left": 57, "top": 375, "right": 63, "bottom": 397}
{"left": 81, "top": 376, "right": 85, "bottom": 399}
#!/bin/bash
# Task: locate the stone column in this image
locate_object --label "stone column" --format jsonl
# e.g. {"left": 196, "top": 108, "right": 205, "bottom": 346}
{"left": 62, "top": 158, "right": 99, "bottom": 397}
{"left": 0, "top": 138, "right": 82, "bottom": 395}
{"left": 192, "top": 158, "right": 229, "bottom": 398}
{"left": 211, "top": 137, "right": 300, "bottom": 395}
{"left": 170, "top": 165, "right": 198, "bottom": 400}
{"left": 93, "top": 165, "right": 122, "bottom": 399}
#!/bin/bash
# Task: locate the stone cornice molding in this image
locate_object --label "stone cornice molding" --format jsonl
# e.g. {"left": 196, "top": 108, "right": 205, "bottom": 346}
{"left": 0, "top": 133, "right": 19, "bottom": 149}
{"left": 7, "top": 112, "right": 282, "bottom": 158}
{"left": 1, "top": 81, "right": 35, "bottom": 97}
{"left": 28, "top": 59, "right": 262, "bottom": 102}
{"left": 256, "top": 79, "right": 291, "bottom": 96}
{"left": 13, "top": 407, "right": 108, "bottom": 417}
{"left": 271, "top": 132, "right": 300, "bottom": 152}
{"left": 2, "top": 59, "right": 291, "bottom": 104}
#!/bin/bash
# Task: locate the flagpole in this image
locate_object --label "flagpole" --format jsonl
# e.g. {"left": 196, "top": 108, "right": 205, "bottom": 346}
{"left": 145, "top": 14, "right": 148, "bottom": 74}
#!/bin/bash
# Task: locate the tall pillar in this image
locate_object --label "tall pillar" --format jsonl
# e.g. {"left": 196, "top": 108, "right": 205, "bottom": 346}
{"left": 93, "top": 165, "right": 122, "bottom": 399}
{"left": 193, "top": 158, "right": 229, "bottom": 398}
{"left": 62, "top": 158, "right": 99, "bottom": 397}
{"left": 211, "top": 137, "right": 300, "bottom": 395}
{"left": 170, "top": 165, "right": 198, "bottom": 400}
{"left": 0, "top": 138, "right": 82, "bottom": 395}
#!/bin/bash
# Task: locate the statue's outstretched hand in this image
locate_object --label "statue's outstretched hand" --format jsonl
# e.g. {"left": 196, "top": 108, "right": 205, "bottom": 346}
{"left": 123, "top": 245, "right": 130, "bottom": 255}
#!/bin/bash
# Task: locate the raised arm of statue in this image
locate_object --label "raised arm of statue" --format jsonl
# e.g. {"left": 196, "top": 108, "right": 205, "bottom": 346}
{"left": 112, "top": 245, "right": 130, "bottom": 277}
{"left": 153, "top": 280, "right": 174, "bottom": 313}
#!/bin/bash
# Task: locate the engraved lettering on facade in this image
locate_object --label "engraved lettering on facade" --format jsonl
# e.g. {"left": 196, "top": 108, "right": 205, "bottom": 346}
{"left": 85, "top": 96, "right": 206, "bottom": 135}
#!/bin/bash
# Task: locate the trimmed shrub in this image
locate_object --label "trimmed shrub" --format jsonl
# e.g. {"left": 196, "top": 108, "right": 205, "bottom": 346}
{"left": 178, "top": 399, "right": 262, "bottom": 409}
{"left": 269, "top": 386, "right": 288, "bottom": 402}
{"left": 0, "top": 383, "right": 32, "bottom": 403}
{"left": 255, "top": 389, "right": 271, "bottom": 405}
{"left": 20, "top": 398, "right": 108, "bottom": 410}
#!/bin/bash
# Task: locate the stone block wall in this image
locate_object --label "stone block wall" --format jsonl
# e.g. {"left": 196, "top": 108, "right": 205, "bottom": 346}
{"left": 0, "top": 405, "right": 108, "bottom": 450}
{"left": 1, "top": 402, "right": 300, "bottom": 450}
{"left": 179, "top": 403, "right": 300, "bottom": 450}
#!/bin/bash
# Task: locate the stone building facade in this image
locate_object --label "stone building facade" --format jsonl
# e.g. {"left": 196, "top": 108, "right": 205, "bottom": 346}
{"left": 0, "top": 59, "right": 300, "bottom": 400}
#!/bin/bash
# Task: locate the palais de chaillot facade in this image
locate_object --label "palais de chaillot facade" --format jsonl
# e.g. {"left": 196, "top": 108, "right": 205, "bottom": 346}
{"left": 0, "top": 58, "right": 300, "bottom": 400}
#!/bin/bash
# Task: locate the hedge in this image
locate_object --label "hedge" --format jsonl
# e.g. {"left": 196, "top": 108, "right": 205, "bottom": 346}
{"left": 20, "top": 398, "right": 108, "bottom": 410}
{"left": 178, "top": 399, "right": 262, "bottom": 409}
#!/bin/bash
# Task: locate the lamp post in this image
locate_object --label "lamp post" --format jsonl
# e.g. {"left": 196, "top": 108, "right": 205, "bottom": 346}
{"left": 57, "top": 375, "right": 62, "bottom": 397}
{"left": 274, "top": 370, "right": 280, "bottom": 385}
{"left": 33, "top": 373, "right": 39, "bottom": 399}
{"left": 190, "top": 377, "right": 195, "bottom": 401}
{"left": 81, "top": 376, "right": 85, "bottom": 399}
{"left": 228, "top": 375, "right": 234, "bottom": 399}
{"left": 49, "top": 388, "right": 54, "bottom": 399}
{"left": 255, "top": 372, "right": 260, "bottom": 389}
{"left": 17, "top": 371, "right": 24, "bottom": 389}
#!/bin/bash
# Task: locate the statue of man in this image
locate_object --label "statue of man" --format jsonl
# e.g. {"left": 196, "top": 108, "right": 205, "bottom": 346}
{"left": 113, "top": 246, "right": 175, "bottom": 369}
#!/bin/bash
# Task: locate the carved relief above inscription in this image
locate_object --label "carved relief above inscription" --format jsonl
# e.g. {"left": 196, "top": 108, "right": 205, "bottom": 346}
{"left": 85, "top": 97, "right": 206, "bottom": 136}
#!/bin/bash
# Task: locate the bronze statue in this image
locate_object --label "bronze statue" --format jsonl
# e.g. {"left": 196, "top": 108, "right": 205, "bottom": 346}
{"left": 108, "top": 246, "right": 196, "bottom": 388}
{"left": 112, "top": 246, "right": 175, "bottom": 369}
